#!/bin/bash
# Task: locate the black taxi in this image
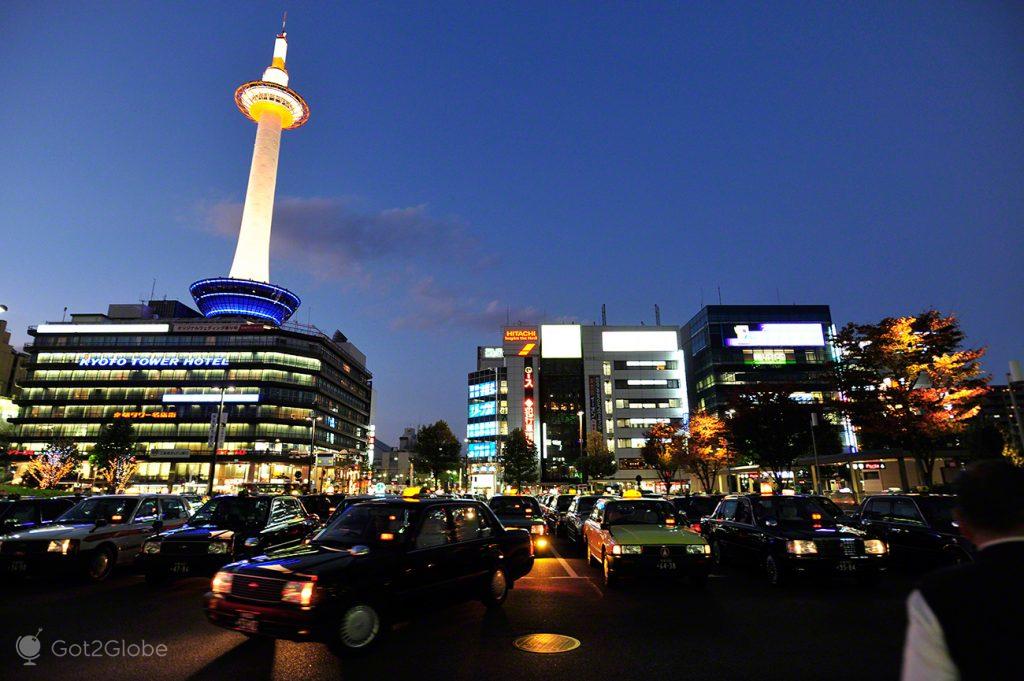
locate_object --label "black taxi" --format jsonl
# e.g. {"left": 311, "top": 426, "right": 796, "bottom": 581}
{"left": 139, "top": 494, "right": 318, "bottom": 583}
{"left": 703, "top": 494, "right": 888, "bottom": 586}
{"left": 204, "top": 497, "right": 534, "bottom": 654}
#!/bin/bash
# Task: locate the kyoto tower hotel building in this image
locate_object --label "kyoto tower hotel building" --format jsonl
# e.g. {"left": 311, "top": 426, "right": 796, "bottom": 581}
{"left": 9, "top": 29, "right": 373, "bottom": 493}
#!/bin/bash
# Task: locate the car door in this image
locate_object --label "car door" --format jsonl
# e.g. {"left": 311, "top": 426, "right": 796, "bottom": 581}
{"left": 449, "top": 503, "right": 499, "bottom": 592}
{"left": 730, "top": 499, "right": 759, "bottom": 563}
{"left": 158, "top": 498, "right": 188, "bottom": 531}
{"left": 583, "top": 501, "right": 610, "bottom": 559}
{"left": 264, "top": 497, "right": 307, "bottom": 549}
{"left": 888, "top": 498, "right": 931, "bottom": 566}
{"left": 401, "top": 506, "right": 458, "bottom": 600}
{"left": 710, "top": 499, "right": 739, "bottom": 556}
{"left": 859, "top": 497, "right": 893, "bottom": 545}
{"left": 124, "top": 497, "right": 161, "bottom": 561}
{"left": 565, "top": 498, "right": 581, "bottom": 542}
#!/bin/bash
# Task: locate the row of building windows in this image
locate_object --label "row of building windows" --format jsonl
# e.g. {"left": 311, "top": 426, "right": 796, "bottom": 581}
{"left": 612, "top": 360, "right": 678, "bottom": 371}
{"left": 17, "top": 423, "right": 316, "bottom": 439}
{"left": 27, "top": 368, "right": 315, "bottom": 386}
{"left": 614, "top": 379, "right": 680, "bottom": 389}
{"left": 18, "top": 404, "right": 312, "bottom": 421}
{"left": 469, "top": 381, "right": 497, "bottom": 398}
{"left": 613, "top": 398, "right": 683, "bottom": 409}
{"left": 467, "top": 422, "right": 498, "bottom": 438}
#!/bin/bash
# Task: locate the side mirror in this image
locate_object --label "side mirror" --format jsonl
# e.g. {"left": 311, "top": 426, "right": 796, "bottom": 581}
{"left": 243, "top": 537, "right": 260, "bottom": 549}
{"left": 763, "top": 518, "right": 779, "bottom": 528}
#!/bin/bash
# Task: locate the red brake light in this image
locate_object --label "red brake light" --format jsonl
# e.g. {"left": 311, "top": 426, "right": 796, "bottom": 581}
{"left": 690, "top": 522, "right": 702, "bottom": 533}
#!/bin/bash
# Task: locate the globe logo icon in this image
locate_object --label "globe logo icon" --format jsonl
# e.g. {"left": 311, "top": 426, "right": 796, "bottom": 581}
{"left": 15, "top": 628, "right": 43, "bottom": 666}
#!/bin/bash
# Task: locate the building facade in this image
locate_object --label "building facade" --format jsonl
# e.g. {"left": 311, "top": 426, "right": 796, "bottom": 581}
{"left": 8, "top": 301, "right": 372, "bottom": 493}
{"left": 467, "top": 324, "right": 688, "bottom": 488}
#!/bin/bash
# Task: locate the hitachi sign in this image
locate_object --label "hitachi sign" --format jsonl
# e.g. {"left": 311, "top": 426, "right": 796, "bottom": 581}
{"left": 77, "top": 355, "right": 229, "bottom": 367}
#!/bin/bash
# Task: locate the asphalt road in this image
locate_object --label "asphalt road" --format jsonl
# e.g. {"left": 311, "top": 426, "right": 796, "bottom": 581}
{"left": 0, "top": 538, "right": 914, "bottom": 681}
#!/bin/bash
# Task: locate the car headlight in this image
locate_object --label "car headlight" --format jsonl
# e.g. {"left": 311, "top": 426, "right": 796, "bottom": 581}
{"left": 142, "top": 541, "right": 161, "bottom": 555}
{"left": 531, "top": 525, "right": 546, "bottom": 535}
{"left": 211, "top": 571, "right": 233, "bottom": 594}
{"left": 786, "top": 540, "right": 818, "bottom": 555}
{"left": 619, "top": 545, "right": 642, "bottom": 555}
{"left": 47, "top": 539, "right": 76, "bottom": 555}
{"left": 686, "top": 544, "right": 711, "bottom": 555}
{"left": 208, "top": 542, "right": 230, "bottom": 554}
{"left": 281, "top": 580, "right": 317, "bottom": 607}
{"left": 864, "top": 539, "right": 887, "bottom": 555}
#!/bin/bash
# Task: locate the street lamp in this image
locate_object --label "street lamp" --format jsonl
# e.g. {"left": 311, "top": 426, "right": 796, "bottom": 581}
{"left": 307, "top": 414, "right": 323, "bottom": 493}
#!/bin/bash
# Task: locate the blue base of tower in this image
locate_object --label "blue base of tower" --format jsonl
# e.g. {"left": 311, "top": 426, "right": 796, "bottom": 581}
{"left": 190, "top": 277, "right": 301, "bottom": 326}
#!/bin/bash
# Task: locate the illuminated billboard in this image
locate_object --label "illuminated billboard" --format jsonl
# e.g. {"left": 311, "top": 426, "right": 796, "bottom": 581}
{"left": 503, "top": 326, "right": 539, "bottom": 357}
{"left": 601, "top": 330, "right": 678, "bottom": 352}
{"left": 724, "top": 323, "right": 825, "bottom": 348}
{"left": 76, "top": 353, "right": 229, "bottom": 367}
{"left": 541, "top": 325, "right": 582, "bottom": 358}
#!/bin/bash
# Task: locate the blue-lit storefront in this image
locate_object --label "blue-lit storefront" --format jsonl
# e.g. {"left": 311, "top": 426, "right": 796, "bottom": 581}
{"left": 466, "top": 367, "right": 506, "bottom": 496}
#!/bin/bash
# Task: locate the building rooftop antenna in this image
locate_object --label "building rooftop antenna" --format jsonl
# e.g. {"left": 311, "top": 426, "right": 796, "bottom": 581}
{"left": 281, "top": 11, "right": 287, "bottom": 33}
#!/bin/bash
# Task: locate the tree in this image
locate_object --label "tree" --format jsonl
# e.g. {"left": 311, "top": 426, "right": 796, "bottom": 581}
{"left": 958, "top": 418, "right": 1008, "bottom": 461}
{"left": 581, "top": 431, "right": 617, "bottom": 480}
{"left": 0, "top": 422, "right": 13, "bottom": 454}
{"left": 831, "top": 311, "right": 988, "bottom": 487}
{"left": 640, "top": 422, "right": 686, "bottom": 494}
{"left": 499, "top": 428, "right": 538, "bottom": 492}
{"left": 411, "top": 421, "right": 462, "bottom": 489}
{"left": 92, "top": 421, "right": 140, "bottom": 493}
{"left": 726, "top": 390, "right": 840, "bottom": 491}
{"left": 26, "top": 438, "right": 80, "bottom": 489}
{"left": 683, "top": 410, "right": 735, "bottom": 493}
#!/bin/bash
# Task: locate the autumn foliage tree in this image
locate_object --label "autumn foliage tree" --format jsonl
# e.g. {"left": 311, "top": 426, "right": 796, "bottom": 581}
{"left": 683, "top": 410, "right": 735, "bottom": 493}
{"left": 27, "top": 437, "right": 81, "bottom": 489}
{"left": 581, "top": 431, "right": 617, "bottom": 481}
{"left": 641, "top": 422, "right": 686, "bottom": 494}
{"left": 831, "top": 311, "right": 988, "bottom": 486}
{"left": 92, "top": 421, "right": 140, "bottom": 493}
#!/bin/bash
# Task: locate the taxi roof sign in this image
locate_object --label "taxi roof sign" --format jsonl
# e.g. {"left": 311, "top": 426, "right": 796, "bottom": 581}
{"left": 401, "top": 486, "right": 422, "bottom": 498}
{"left": 622, "top": 490, "right": 643, "bottom": 499}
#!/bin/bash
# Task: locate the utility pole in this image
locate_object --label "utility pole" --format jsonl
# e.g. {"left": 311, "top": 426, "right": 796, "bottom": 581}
{"left": 205, "top": 387, "right": 228, "bottom": 497}
{"left": 1007, "top": 362, "right": 1024, "bottom": 457}
{"left": 307, "top": 414, "right": 322, "bottom": 493}
{"left": 809, "top": 413, "right": 821, "bottom": 495}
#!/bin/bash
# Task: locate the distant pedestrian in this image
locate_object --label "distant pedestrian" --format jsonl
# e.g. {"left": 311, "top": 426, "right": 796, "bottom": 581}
{"left": 900, "top": 459, "right": 1024, "bottom": 681}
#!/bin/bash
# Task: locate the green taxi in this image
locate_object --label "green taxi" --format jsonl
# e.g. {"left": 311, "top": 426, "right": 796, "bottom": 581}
{"left": 582, "top": 493, "right": 711, "bottom": 587}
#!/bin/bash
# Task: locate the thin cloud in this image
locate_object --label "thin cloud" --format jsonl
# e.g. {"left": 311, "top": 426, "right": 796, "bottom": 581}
{"left": 390, "top": 276, "right": 542, "bottom": 331}
{"left": 201, "top": 197, "right": 474, "bottom": 284}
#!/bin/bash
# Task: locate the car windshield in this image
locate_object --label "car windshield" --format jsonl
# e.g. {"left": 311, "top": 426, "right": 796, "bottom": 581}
{"left": 59, "top": 497, "right": 139, "bottom": 524}
{"left": 677, "top": 497, "right": 720, "bottom": 516}
{"left": 812, "top": 497, "right": 846, "bottom": 519}
{"left": 190, "top": 497, "right": 270, "bottom": 528}
{"left": 605, "top": 501, "right": 675, "bottom": 526}
{"left": 555, "top": 496, "right": 574, "bottom": 512}
{"left": 313, "top": 505, "right": 412, "bottom": 546}
{"left": 754, "top": 498, "right": 838, "bottom": 525}
{"left": 916, "top": 497, "right": 957, "bottom": 530}
{"left": 490, "top": 497, "right": 541, "bottom": 516}
{"left": 577, "top": 497, "right": 606, "bottom": 515}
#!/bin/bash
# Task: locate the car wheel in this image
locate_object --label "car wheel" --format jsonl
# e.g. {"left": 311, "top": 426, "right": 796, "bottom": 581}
{"left": 330, "top": 603, "right": 384, "bottom": 654}
{"left": 481, "top": 567, "right": 509, "bottom": 608}
{"left": 602, "top": 553, "right": 619, "bottom": 588}
{"left": 765, "top": 555, "right": 787, "bottom": 587}
{"left": 88, "top": 546, "right": 116, "bottom": 581}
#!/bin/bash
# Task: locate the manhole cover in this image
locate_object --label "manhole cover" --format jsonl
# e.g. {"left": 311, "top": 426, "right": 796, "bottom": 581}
{"left": 513, "top": 633, "right": 581, "bottom": 654}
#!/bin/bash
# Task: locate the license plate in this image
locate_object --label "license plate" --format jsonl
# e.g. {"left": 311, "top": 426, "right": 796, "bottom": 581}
{"left": 657, "top": 559, "right": 676, "bottom": 570}
{"left": 836, "top": 561, "right": 856, "bottom": 572}
{"left": 8, "top": 560, "right": 27, "bottom": 573}
{"left": 172, "top": 562, "right": 190, "bottom": 575}
{"left": 236, "top": 613, "right": 259, "bottom": 633}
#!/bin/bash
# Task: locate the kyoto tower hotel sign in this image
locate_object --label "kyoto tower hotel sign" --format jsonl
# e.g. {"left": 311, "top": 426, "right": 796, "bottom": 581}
{"left": 190, "top": 25, "right": 310, "bottom": 325}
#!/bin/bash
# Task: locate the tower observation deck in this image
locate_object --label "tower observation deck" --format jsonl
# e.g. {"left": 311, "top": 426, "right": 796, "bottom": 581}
{"left": 191, "top": 28, "right": 308, "bottom": 325}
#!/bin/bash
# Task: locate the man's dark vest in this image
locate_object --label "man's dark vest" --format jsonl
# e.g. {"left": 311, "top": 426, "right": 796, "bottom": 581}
{"left": 918, "top": 541, "right": 1024, "bottom": 681}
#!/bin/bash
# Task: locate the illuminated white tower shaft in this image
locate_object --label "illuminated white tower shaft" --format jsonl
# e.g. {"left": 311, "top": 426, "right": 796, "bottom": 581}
{"left": 230, "top": 111, "right": 283, "bottom": 282}
{"left": 227, "top": 33, "right": 309, "bottom": 283}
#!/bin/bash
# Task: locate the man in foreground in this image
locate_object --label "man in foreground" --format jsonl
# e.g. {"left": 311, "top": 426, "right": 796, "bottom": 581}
{"left": 901, "top": 459, "right": 1024, "bottom": 680}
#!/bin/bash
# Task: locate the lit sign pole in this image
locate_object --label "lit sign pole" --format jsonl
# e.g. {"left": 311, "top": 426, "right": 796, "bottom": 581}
{"left": 308, "top": 414, "right": 323, "bottom": 493}
{"left": 523, "top": 364, "right": 536, "bottom": 445}
{"left": 161, "top": 388, "right": 242, "bottom": 495}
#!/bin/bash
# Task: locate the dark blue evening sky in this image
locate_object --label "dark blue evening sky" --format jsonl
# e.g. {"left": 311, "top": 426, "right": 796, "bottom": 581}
{"left": 2, "top": 2, "right": 1022, "bottom": 443}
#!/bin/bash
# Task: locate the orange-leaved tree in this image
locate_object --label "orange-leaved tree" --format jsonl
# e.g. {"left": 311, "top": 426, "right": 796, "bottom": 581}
{"left": 831, "top": 310, "right": 988, "bottom": 487}
{"left": 683, "top": 410, "right": 735, "bottom": 493}
{"left": 640, "top": 422, "right": 685, "bottom": 494}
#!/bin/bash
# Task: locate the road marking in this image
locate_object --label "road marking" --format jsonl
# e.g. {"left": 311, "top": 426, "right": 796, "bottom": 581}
{"left": 549, "top": 543, "right": 579, "bottom": 578}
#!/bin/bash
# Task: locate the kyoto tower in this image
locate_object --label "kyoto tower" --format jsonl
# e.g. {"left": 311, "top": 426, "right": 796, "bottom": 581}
{"left": 190, "top": 23, "right": 309, "bottom": 325}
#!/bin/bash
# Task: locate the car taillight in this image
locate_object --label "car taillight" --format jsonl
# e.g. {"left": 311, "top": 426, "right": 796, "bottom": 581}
{"left": 690, "top": 522, "right": 702, "bottom": 533}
